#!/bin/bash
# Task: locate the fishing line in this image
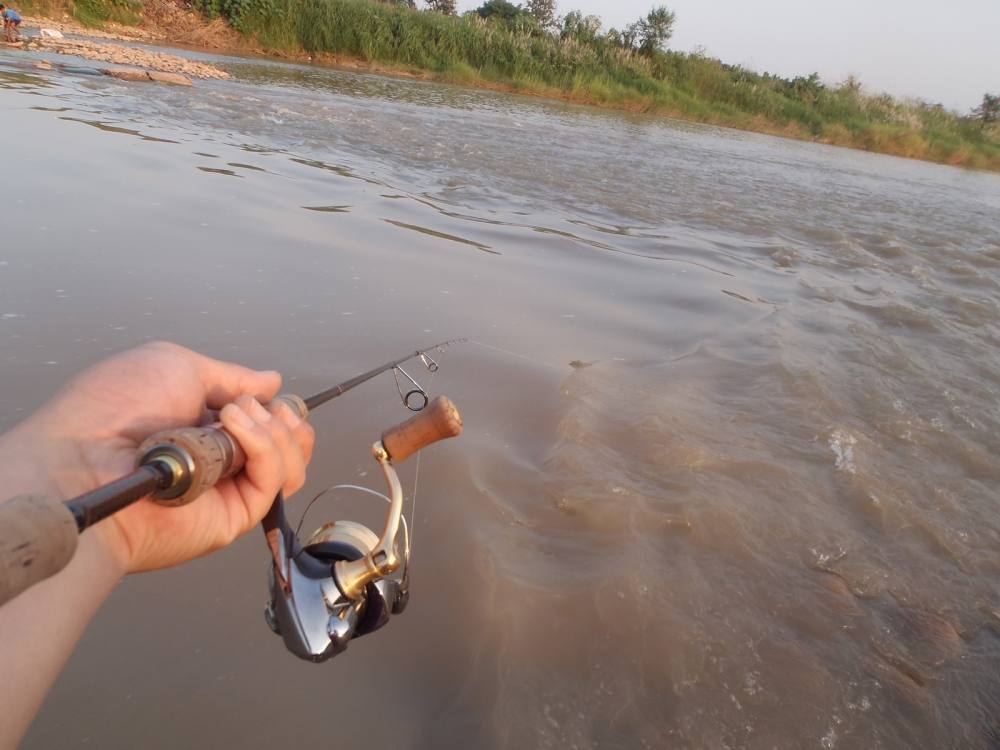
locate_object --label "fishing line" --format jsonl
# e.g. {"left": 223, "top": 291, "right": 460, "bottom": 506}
{"left": 406, "top": 358, "right": 439, "bottom": 560}
{"left": 466, "top": 339, "right": 565, "bottom": 372}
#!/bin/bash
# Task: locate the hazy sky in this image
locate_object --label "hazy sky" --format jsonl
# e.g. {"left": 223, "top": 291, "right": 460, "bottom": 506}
{"left": 456, "top": 0, "right": 998, "bottom": 111}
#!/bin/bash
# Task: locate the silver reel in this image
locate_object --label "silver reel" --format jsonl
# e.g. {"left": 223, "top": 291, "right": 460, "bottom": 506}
{"left": 261, "top": 396, "right": 460, "bottom": 663}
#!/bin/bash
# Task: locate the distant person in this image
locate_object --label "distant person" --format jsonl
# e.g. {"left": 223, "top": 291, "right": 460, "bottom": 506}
{"left": 0, "top": 4, "right": 21, "bottom": 42}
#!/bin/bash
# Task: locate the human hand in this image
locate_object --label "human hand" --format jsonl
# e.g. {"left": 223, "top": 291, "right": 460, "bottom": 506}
{"left": 0, "top": 342, "right": 315, "bottom": 575}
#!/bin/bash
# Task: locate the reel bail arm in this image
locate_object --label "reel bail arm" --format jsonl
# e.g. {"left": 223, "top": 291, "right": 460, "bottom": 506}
{"left": 333, "top": 396, "right": 463, "bottom": 600}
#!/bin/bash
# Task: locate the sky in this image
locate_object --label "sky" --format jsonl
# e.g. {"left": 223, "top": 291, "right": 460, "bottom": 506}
{"left": 456, "top": 0, "right": 998, "bottom": 112}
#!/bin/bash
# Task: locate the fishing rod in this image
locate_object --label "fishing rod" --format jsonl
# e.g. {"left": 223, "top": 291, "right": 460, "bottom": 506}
{"left": 0, "top": 339, "right": 466, "bottom": 661}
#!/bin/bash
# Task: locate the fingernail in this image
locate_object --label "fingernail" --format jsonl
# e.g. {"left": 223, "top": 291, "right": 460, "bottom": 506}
{"left": 226, "top": 404, "right": 255, "bottom": 429}
{"left": 249, "top": 397, "right": 272, "bottom": 423}
{"left": 278, "top": 402, "right": 302, "bottom": 428}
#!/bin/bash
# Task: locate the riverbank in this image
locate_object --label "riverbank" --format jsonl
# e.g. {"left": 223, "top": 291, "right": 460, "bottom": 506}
{"left": 16, "top": 7, "right": 432, "bottom": 79}
{"left": 14, "top": 0, "right": 1000, "bottom": 171}
{"left": 16, "top": 28, "right": 230, "bottom": 78}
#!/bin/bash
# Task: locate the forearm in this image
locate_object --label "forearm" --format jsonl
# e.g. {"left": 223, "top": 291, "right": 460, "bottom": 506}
{"left": 0, "top": 430, "right": 125, "bottom": 750}
{"left": 0, "top": 342, "right": 310, "bottom": 748}
{"left": 0, "top": 534, "right": 123, "bottom": 749}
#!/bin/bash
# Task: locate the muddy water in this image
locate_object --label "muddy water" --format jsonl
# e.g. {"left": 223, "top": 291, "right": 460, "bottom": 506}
{"left": 2, "top": 42, "right": 1000, "bottom": 749}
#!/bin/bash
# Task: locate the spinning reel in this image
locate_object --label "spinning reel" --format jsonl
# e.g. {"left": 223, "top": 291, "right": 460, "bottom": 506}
{"left": 261, "top": 396, "right": 462, "bottom": 662}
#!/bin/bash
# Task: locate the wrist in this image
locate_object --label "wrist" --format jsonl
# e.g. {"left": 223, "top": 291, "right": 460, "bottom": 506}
{"left": 0, "top": 425, "right": 130, "bottom": 580}
{"left": 85, "top": 524, "right": 130, "bottom": 582}
{"left": 0, "top": 423, "right": 56, "bottom": 499}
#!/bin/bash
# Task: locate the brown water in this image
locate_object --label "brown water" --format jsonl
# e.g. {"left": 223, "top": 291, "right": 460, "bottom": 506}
{"left": 3, "top": 42, "right": 1000, "bottom": 749}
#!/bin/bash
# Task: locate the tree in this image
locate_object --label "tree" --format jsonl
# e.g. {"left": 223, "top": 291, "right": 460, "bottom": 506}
{"left": 973, "top": 93, "right": 1000, "bottom": 124}
{"left": 475, "top": 0, "right": 524, "bottom": 22}
{"left": 426, "top": 0, "right": 456, "bottom": 13}
{"left": 525, "top": 0, "right": 556, "bottom": 30}
{"left": 624, "top": 5, "right": 674, "bottom": 54}
{"left": 639, "top": 6, "right": 674, "bottom": 52}
{"left": 618, "top": 6, "right": 674, "bottom": 54}
{"left": 560, "top": 10, "right": 601, "bottom": 41}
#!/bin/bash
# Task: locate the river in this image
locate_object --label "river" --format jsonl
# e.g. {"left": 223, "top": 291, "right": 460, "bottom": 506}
{"left": 2, "top": 40, "right": 1000, "bottom": 749}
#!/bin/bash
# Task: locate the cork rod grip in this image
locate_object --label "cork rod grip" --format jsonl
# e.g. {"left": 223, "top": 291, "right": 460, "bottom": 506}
{"left": 137, "top": 394, "right": 309, "bottom": 506}
{"left": 0, "top": 495, "right": 79, "bottom": 607}
{"left": 381, "top": 396, "right": 463, "bottom": 463}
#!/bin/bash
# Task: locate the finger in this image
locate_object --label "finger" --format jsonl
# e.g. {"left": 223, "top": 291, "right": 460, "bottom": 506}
{"left": 205, "top": 366, "right": 281, "bottom": 411}
{"left": 264, "top": 404, "right": 307, "bottom": 496}
{"left": 220, "top": 399, "right": 284, "bottom": 507}
{"left": 181, "top": 345, "right": 282, "bottom": 409}
{"left": 244, "top": 395, "right": 273, "bottom": 425}
{"left": 271, "top": 401, "right": 316, "bottom": 468}
{"left": 232, "top": 396, "right": 308, "bottom": 496}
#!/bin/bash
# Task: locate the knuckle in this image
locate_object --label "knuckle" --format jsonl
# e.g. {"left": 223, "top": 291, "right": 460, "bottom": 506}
{"left": 297, "top": 422, "right": 316, "bottom": 448}
{"left": 269, "top": 401, "right": 291, "bottom": 423}
{"left": 286, "top": 466, "right": 306, "bottom": 495}
{"left": 142, "top": 340, "right": 184, "bottom": 355}
{"left": 233, "top": 393, "right": 258, "bottom": 411}
{"left": 266, "top": 417, "right": 292, "bottom": 444}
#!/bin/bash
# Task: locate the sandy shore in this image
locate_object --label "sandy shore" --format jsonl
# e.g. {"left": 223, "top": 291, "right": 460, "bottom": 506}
{"left": 15, "top": 10, "right": 230, "bottom": 80}
{"left": 24, "top": 35, "right": 229, "bottom": 79}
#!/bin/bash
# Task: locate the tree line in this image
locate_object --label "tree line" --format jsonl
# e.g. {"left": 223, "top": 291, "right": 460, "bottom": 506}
{"left": 411, "top": 0, "right": 999, "bottom": 128}
{"left": 411, "top": 0, "right": 676, "bottom": 57}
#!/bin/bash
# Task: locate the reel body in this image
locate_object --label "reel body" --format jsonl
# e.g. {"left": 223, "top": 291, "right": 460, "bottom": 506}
{"left": 262, "top": 396, "right": 460, "bottom": 663}
{"left": 264, "top": 514, "right": 409, "bottom": 662}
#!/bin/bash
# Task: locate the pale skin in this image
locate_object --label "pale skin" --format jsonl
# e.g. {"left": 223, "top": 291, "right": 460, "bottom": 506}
{"left": 0, "top": 342, "right": 315, "bottom": 749}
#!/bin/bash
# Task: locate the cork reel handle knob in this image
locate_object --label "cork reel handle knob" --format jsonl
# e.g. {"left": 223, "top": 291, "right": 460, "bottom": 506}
{"left": 380, "top": 396, "right": 463, "bottom": 463}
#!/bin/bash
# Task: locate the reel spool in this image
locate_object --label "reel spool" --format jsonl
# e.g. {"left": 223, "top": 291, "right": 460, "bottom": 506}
{"left": 263, "top": 396, "right": 461, "bottom": 662}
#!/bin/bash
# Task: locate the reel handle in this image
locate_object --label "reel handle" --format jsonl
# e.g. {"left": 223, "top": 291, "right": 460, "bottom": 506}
{"left": 381, "top": 396, "right": 463, "bottom": 463}
{"left": 0, "top": 495, "right": 78, "bottom": 607}
{"left": 137, "top": 394, "right": 308, "bottom": 506}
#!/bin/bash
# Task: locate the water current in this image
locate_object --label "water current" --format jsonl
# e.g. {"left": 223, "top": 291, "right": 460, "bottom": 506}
{"left": 2, "top": 40, "right": 1000, "bottom": 749}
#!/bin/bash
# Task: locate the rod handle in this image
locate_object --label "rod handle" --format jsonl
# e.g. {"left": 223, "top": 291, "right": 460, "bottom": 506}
{"left": 381, "top": 396, "right": 462, "bottom": 463}
{"left": 0, "top": 495, "right": 79, "bottom": 607}
{"left": 137, "top": 394, "right": 309, "bottom": 507}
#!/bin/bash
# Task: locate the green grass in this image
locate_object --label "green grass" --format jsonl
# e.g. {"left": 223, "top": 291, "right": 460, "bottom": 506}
{"left": 20, "top": 0, "right": 142, "bottom": 26}
{"left": 74, "top": 0, "right": 142, "bottom": 26}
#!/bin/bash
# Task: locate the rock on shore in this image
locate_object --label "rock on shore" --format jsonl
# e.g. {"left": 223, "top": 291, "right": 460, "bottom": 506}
{"left": 26, "top": 37, "right": 229, "bottom": 80}
{"left": 103, "top": 66, "right": 192, "bottom": 86}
